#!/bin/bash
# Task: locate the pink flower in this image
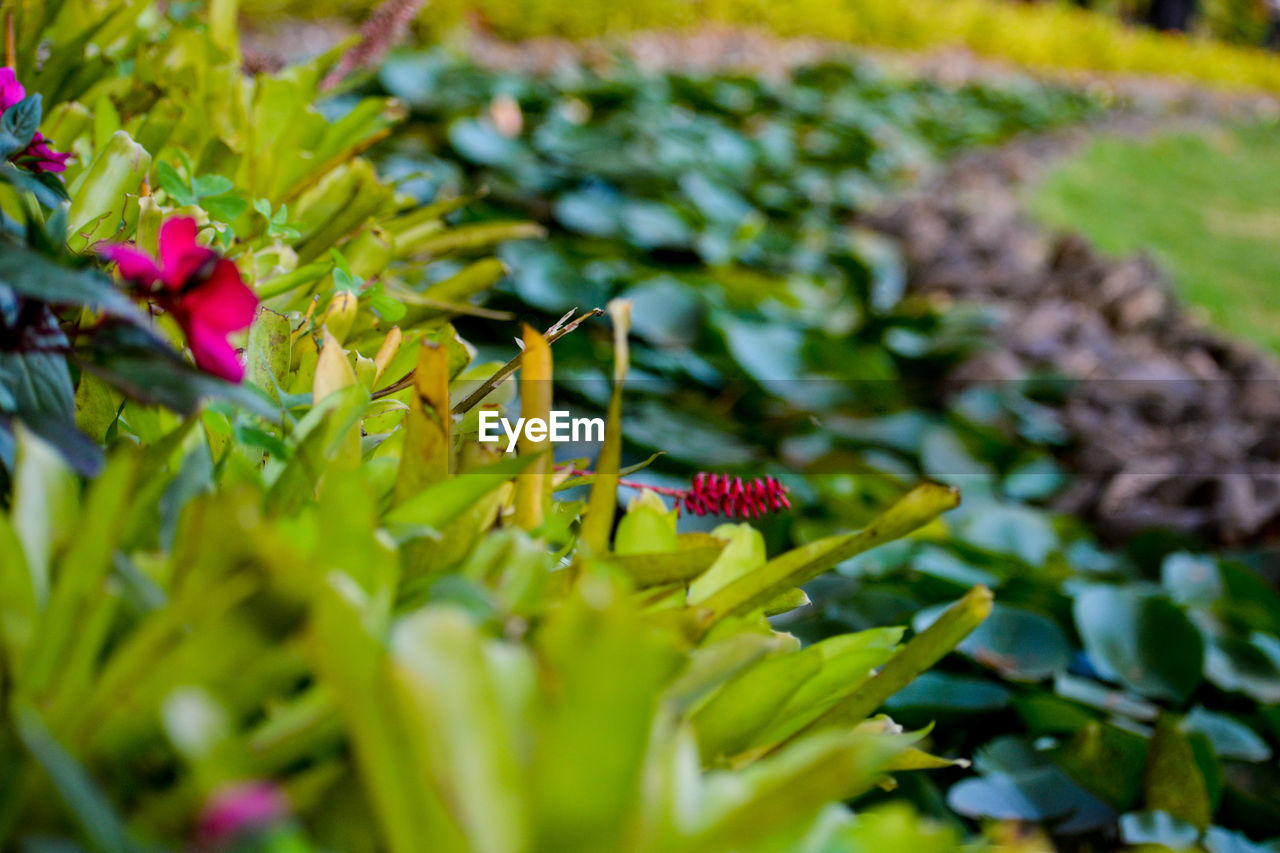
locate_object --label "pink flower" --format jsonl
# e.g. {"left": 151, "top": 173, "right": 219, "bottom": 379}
{"left": 0, "top": 67, "right": 70, "bottom": 174}
{"left": 103, "top": 217, "right": 258, "bottom": 382}
{"left": 197, "top": 781, "right": 290, "bottom": 847}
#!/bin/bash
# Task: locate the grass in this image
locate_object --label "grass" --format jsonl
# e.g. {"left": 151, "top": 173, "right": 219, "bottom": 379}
{"left": 1029, "top": 122, "right": 1280, "bottom": 353}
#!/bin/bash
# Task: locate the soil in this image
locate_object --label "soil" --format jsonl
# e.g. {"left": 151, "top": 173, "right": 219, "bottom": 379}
{"left": 863, "top": 118, "right": 1280, "bottom": 545}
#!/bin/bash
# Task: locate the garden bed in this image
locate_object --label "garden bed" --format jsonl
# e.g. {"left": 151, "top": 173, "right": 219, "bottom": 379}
{"left": 866, "top": 116, "right": 1280, "bottom": 545}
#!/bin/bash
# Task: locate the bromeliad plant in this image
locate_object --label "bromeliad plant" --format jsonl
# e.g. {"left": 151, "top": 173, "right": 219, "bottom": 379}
{"left": 371, "top": 48, "right": 1280, "bottom": 847}
{"left": 0, "top": 3, "right": 996, "bottom": 851}
{"left": 0, "top": 290, "right": 990, "bottom": 852}
{"left": 0, "top": 0, "right": 537, "bottom": 477}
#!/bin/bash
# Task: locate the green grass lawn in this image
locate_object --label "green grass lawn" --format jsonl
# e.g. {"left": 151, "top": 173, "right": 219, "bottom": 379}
{"left": 1029, "top": 122, "right": 1280, "bottom": 353}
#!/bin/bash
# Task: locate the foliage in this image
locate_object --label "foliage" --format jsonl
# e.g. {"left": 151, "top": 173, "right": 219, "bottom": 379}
{"left": 0, "top": 3, "right": 998, "bottom": 850}
{"left": 0, "top": 373, "right": 983, "bottom": 852}
{"left": 1031, "top": 120, "right": 1280, "bottom": 353}
{"left": 375, "top": 49, "right": 1096, "bottom": 479}
{"left": 247, "top": 0, "right": 1280, "bottom": 95}
{"left": 373, "top": 51, "right": 1280, "bottom": 846}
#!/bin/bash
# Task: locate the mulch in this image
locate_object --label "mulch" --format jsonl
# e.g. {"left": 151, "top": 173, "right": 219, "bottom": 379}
{"left": 864, "top": 122, "right": 1280, "bottom": 545}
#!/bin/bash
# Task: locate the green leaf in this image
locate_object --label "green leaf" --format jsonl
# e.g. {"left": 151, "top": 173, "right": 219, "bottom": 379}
{"left": 67, "top": 130, "right": 151, "bottom": 250}
{"left": 1144, "top": 714, "right": 1212, "bottom": 829}
{"left": 79, "top": 323, "right": 276, "bottom": 419}
{"left": 390, "top": 609, "right": 529, "bottom": 851}
{"left": 21, "top": 451, "right": 138, "bottom": 702}
{"left": 10, "top": 424, "right": 78, "bottom": 605}
{"left": 687, "top": 523, "right": 767, "bottom": 604}
{"left": 757, "top": 628, "right": 904, "bottom": 744}
{"left": 690, "top": 731, "right": 916, "bottom": 850}
{"left": 0, "top": 242, "right": 144, "bottom": 320}
{"left": 580, "top": 300, "right": 630, "bottom": 555}
{"left": 799, "top": 585, "right": 993, "bottom": 733}
{"left": 1119, "top": 811, "right": 1200, "bottom": 850}
{"left": 0, "top": 162, "right": 69, "bottom": 207}
{"left": 1181, "top": 707, "right": 1271, "bottom": 762}
{"left": 0, "top": 507, "right": 35, "bottom": 673}
{"left": 401, "top": 221, "right": 545, "bottom": 260}
{"left": 1205, "top": 633, "right": 1280, "bottom": 703}
{"left": 691, "top": 646, "right": 824, "bottom": 761}
{"left": 192, "top": 173, "right": 234, "bottom": 198}
{"left": 613, "top": 495, "right": 678, "bottom": 556}
{"left": 0, "top": 94, "right": 43, "bottom": 155}
{"left": 267, "top": 384, "right": 369, "bottom": 515}
{"left": 309, "top": 584, "right": 466, "bottom": 853}
{"left": 257, "top": 261, "right": 330, "bottom": 300}
{"left": 914, "top": 602, "right": 1069, "bottom": 682}
{"left": 0, "top": 347, "right": 103, "bottom": 475}
{"left": 383, "top": 452, "right": 544, "bottom": 539}
{"left": 366, "top": 289, "right": 407, "bottom": 323}
{"left": 155, "top": 161, "right": 193, "bottom": 206}
{"left": 529, "top": 576, "right": 683, "bottom": 850}
{"left": 1052, "top": 720, "right": 1148, "bottom": 811}
{"left": 201, "top": 193, "right": 248, "bottom": 223}
{"left": 243, "top": 307, "right": 291, "bottom": 403}
{"left": 447, "top": 118, "right": 522, "bottom": 166}
{"left": 13, "top": 703, "right": 143, "bottom": 853}
{"left": 608, "top": 538, "right": 727, "bottom": 587}
{"left": 664, "top": 632, "right": 785, "bottom": 714}
{"left": 1073, "top": 585, "right": 1204, "bottom": 703}
{"left": 699, "top": 483, "right": 960, "bottom": 623}
{"left": 886, "top": 671, "right": 1011, "bottom": 714}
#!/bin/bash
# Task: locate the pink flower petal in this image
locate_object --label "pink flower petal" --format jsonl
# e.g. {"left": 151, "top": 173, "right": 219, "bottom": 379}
{"left": 184, "top": 319, "right": 246, "bottom": 382}
{"left": 100, "top": 244, "right": 161, "bottom": 287}
{"left": 198, "top": 782, "right": 290, "bottom": 846}
{"left": 22, "top": 134, "right": 72, "bottom": 173}
{"left": 157, "top": 217, "right": 215, "bottom": 289}
{"left": 179, "top": 259, "right": 258, "bottom": 334}
{"left": 0, "top": 67, "right": 26, "bottom": 111}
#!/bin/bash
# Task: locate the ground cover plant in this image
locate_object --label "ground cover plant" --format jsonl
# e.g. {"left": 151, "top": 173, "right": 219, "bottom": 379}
{"left": 1030, "top": 121, "right": 1280, "bottom": 353}
{"left": 0, "top": 2, "right": 1018, "bottom": 850}
{"left": 371, "top": 50, "right": 1280, "bottom": 847}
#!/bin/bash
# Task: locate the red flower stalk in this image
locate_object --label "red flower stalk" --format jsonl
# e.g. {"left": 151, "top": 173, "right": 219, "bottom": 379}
{"left": 570, "top": 469, "right": 792, "bottom": 519}
{"left": 0, "top": 68, "right": 70, "bottom": 173}
{"left": 103, "top": 217, "right": 258, "bottom": 382}
{"left": 681, "top": 472, "right": 792, "bottom": 519}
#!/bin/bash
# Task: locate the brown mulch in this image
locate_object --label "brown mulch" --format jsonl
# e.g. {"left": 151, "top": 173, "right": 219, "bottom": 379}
{"left": 864, "top": 126, "right": 1280, "bottom": 545}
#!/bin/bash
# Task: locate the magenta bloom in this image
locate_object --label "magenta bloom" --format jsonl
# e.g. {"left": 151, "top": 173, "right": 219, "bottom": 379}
{"left": 197, "top": 781, "right": 290, "bottom": 847}
{"left": 104, "top": 218, "right": 259, "bottom": 382}
{"left": 681, "top": 473, "right": 791, "bottom": 519}
{"left": 0, "top": 67, "right": 70, "bottom": 173}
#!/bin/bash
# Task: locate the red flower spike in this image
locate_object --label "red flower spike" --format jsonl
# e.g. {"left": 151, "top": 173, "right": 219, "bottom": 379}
{"left": 564, "top": 468, "right": 792, "bottom": 520}
{"left": 103, "top": 217, "right": 258, "bottom": 382}
{"left": 681, "top": 472, "right": 790, "bottom": 520}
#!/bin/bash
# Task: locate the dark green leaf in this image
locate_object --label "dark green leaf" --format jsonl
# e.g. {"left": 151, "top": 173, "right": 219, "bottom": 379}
{"left": 1073, "top": 585, "right": 1204, "bottom": 703}
{"left": 0, "top": 241, "right": 144, "bottom": 320}
{"left": 0, "top": 94, "right": 42, "bottom": 154}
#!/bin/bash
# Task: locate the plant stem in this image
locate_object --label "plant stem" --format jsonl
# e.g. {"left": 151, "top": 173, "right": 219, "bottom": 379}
{"left": 371, "top": 307, "right": 603, "bottom": 409}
